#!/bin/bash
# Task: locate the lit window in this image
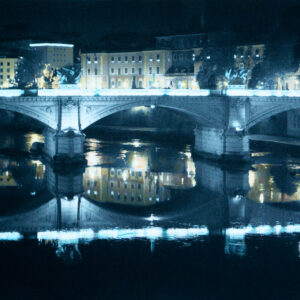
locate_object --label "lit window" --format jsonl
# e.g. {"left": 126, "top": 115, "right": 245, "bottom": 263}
{"left": 206, "top": 56, "right": 210, "bottom": 60}
{"left": 94, "top": 57, "right": 98, "bottom": 64}
{"left": 111, "top": 57, "right": 115, "bottom": 63}
{"left": 125, "top": 56, "right": 128, "bottom": 63}
{"left": 87, "top": 57, "right": 91, "bottom": 64}
{"left": 149, "top": 56, "right": 153, "bottom": 62}
{"left": 156, "top": 54, "right": 160, "bottom": 61}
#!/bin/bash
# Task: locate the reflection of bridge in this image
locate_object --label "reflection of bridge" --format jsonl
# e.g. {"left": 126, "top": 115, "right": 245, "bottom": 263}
{"left": 1, "top": 89, "right": 300, "bottom": 162}
{"left": 1, "top": 160, "right": 300, "bottom": 243}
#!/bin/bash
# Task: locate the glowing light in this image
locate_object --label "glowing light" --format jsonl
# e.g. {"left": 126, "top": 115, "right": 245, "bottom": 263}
{"left": 37, "top": 229, "right": 95, "bottom": 242}
{"left": 145, "top": 214, "right": 160, "bottom": 222}
{"left": 0, "top": 232, "right": 23, "bottom": 241}
{"left": 150, "top": 105, "right": 155, "bottom": 109}
{"left": 226, "top": 227, "right": 252, "bottom": 239}
{"left": 0, "top": 90, "right": 24, "bottom": 97}
{"left": 30, "top": 43, "right": 74, "bottom": 48}
{"left": 259, "top": 193, "right": 264, "bottom": 203}
{"left": 132, "top": 140, "right": 141, "bottom": 148}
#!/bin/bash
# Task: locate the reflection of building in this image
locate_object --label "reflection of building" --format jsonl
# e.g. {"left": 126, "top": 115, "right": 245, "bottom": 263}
{"left": 83, "top": 164, "right": 195, "bottom": 207}
{"left": 248, "top": 164, "right": 300, "bottom": 203}
{"left": 279, "top": 65, "right": 300, "bottom": 90}
{"left": 0, "top": 55, "right": 19, "bottom": 88}
{"left": 0, "top": 171, "right": 17, "bottom": 186}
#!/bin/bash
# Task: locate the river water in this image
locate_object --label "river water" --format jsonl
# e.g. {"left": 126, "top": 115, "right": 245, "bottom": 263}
{"left": 0, "top": 131, "right": 300, "bottom": 299}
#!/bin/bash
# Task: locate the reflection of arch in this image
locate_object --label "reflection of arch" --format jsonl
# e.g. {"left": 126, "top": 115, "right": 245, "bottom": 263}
{"left": 246, "top": 103, "right": 300, "bottom": 131}
{"left": 0, "top": 102, "right": 56, "bottom": 129}
{"left": 81, "top": 99, "right": 219, "bottom": 130}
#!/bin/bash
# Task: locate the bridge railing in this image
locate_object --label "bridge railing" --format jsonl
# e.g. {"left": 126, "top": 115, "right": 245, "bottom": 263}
{"left": 1, "top": 89, "right": 300, "bottom": 98}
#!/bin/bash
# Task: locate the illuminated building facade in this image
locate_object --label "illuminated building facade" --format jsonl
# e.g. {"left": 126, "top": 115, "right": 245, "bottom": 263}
{"left": 29, "top": 43, "right": 74, "bottom": 70}
{"left": 0, "top": 56, "right": 19, "bottom": 88}
{"left": 80, "top": 32, "right": 267, "bottom": 90}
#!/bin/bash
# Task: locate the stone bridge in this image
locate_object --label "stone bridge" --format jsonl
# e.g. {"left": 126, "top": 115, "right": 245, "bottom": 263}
{"left": 1, "top": 89, "right": 300, "bottom": 162}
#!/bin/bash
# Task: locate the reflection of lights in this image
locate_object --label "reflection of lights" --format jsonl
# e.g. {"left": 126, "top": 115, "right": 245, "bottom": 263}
{"left": 0, "top": 232, "right": 23, "bottom": 241}
{"left": 25, "top": 132, "right": 44, "bottom": 151}
{"left": 86, "top": 151, "right": 101, "bottom": 166}
{"left": 150, "top": 105, "right": 155, "bottom": 109}
{"left": 259, "top": 193, "right": 264, "bottom": 203}
{"left": 0, "top": 90, "right": 24, "bottom": 97}
{"left": 249, "top": 170, "right": 255, "bottom": 188}
{"left": 131, "top": 154, "right": 148, "bottom": 171}
{"left": 122, "top": 170, "right": 128, "bottom": 181}
{"left": 38, "top": 230, "right": 94, "bottom": 243}
{"left": 166, "top": 227, "right": 209, "bottom": 239}
{"left": 145, "top": 214, "right": 160, "bottom": 222}
{"left": 133, "top": 140, "right": 141, "bottom": 148}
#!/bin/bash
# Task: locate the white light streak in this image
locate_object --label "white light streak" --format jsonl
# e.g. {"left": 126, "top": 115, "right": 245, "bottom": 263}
{"left": 29, "top": 43, "right": 74, "bottom": 48}
{"left": 0, "top": 90, "right": 24, "bottom": 97}
{"left": 0, "top": 232, "right": 23, "bottom": 241}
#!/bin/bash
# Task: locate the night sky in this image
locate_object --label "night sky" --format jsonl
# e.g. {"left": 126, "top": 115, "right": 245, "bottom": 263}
{"left": 0, "top": 0, "right": 299, "bottom": 49}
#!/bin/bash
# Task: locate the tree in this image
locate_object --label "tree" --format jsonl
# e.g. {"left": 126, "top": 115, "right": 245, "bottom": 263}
{"left": 14, "top": 51, "right": 43, "bottom": 88}
{"left": 248, "top": 33, "right": 298, "bottom": 89}
{"left": 196, "top": 45, "right": 235, "bottom": 89}
{"left": 55, "top": 62, "right": 81, "bottom": 86}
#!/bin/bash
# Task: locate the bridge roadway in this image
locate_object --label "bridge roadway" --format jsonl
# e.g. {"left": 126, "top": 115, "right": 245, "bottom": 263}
{"left": 1, "top": 89, "right": 300, "bottom": 163}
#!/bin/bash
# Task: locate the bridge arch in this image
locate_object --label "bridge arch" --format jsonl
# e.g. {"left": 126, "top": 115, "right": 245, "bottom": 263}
{"left": 81, "top": 97, "right": 221, "bottom": 130}
{"left": 0, "top": 102, "right": 57, "bottom": 129}
{"left": 246, "top": 102, "right": 300, "bottom": 131}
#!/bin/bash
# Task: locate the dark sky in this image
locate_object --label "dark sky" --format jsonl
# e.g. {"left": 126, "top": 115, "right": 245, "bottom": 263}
{"left": 0, "top": 0, "right": 299, "bottom": 49}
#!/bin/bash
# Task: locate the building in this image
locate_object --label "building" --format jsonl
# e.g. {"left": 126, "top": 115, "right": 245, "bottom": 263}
{"left": 81, "top": 49, "right": 172, "bottom": 89}
{"left": 0, "top": 55, "right": 19, "bottom": 88}
{"left": 29, "top": 43, "right": 74, "bottom": 70}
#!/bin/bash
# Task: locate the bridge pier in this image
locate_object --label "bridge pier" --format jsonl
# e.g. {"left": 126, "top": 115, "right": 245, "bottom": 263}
{"left": 194, "top": 127, "right": 250, "bottom": 162}
{"left": 43, "top": 127, "right": 86, "bottom": 166}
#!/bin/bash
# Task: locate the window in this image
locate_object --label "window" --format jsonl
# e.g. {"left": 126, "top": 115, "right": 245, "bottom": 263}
{"left": 131, "top": 183, "right": 135, "bottom": 189}
{"left": 118, "top": 68, "right": 121, "bottom": 75}
{"left": 156, "top": 54, "right": 160, "bottom": 61}
{"left": 149, "top": 56, "right": 153, "bottom": 62}
{"left": 156, "top": 67, "right": 160, "bottom": 74}
{"left": 118, "top": 57, "right": 121, "bottom": 63}
{"left": 138, "top": 195, "right": 142, "bottom": 202}
{"left": 118, "top": 81, "right": 121, "bottom": 88}
{"left": 87, "top": 57, "right": 91, "bottom": 64}
{"left": 173, "top": 54, "right": 177, "bottom": 61}
{"left": 0, "top": 62, "right": 2, "bottom": 66}
{"left": 94, "top": 57, "right": 98, "bottom": 64}
{"left": 0, "top": 75, "right": 2, "bottom": 79}
{"left": 138, "top": 183, "right": 141, "bottom": 190}
{"left": 94, "top": 68, "right": 98, "bottom": 75}
{"left": 87, "top": 69, "right": 90, "bottom": 75}
{"left": 125, "top": 56, "right": 128, "bottom": 62}
{"left": 124, "top": 194, "right": 127, "bottom": 201}
{"left": 138, "top": 81, "right": 142, "bottom": 88}
{"left": 111, "top": 68, "right": 114, "bottom": 74}
{"left": 124, "top": 182, "right": 127, "bottom": 189}
{"left": 110, "top": 182, "right": 114, "bottom": 188}
{"left": 132, "top": 56, "right": 135, "bottom": 62}
{"left": 7, "top": 68, "right": 10, "bottom": 73}
{"left": 117, "top": 193, "right": 120, "bottom": 200}
{"left": 138, "top": 171, "right": 142, "bottom": 177}
{"left": 138, "top": 68, "right": 142, "bottom": 75}
{"left": 125, "top": 68, "right": 128, "bottom": 74}
{"left": 7, "top": 75, "right": 10, "bottom": 79}
{"left": 139, "top": 56, "right": 142, "bottom": 62}
{"left": 111, "top": 80, "right": 115, "bottom": 87}
{"left": 0, "top": 68, "right": 3, "bottom": 73}
{"left": 132, "top": 68, "right": 135, "bottom": 74}
{"left": 149, "top": 67, "right": 152, "bottom": 74}
{"left": 0, "top": 81, "right": 2, "bottom": 85}
{"left": 7, "top": 62, "right": 10, "bottom": 66}
{"left": 111, "top": 57, "right": 115, "bottom": 63}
